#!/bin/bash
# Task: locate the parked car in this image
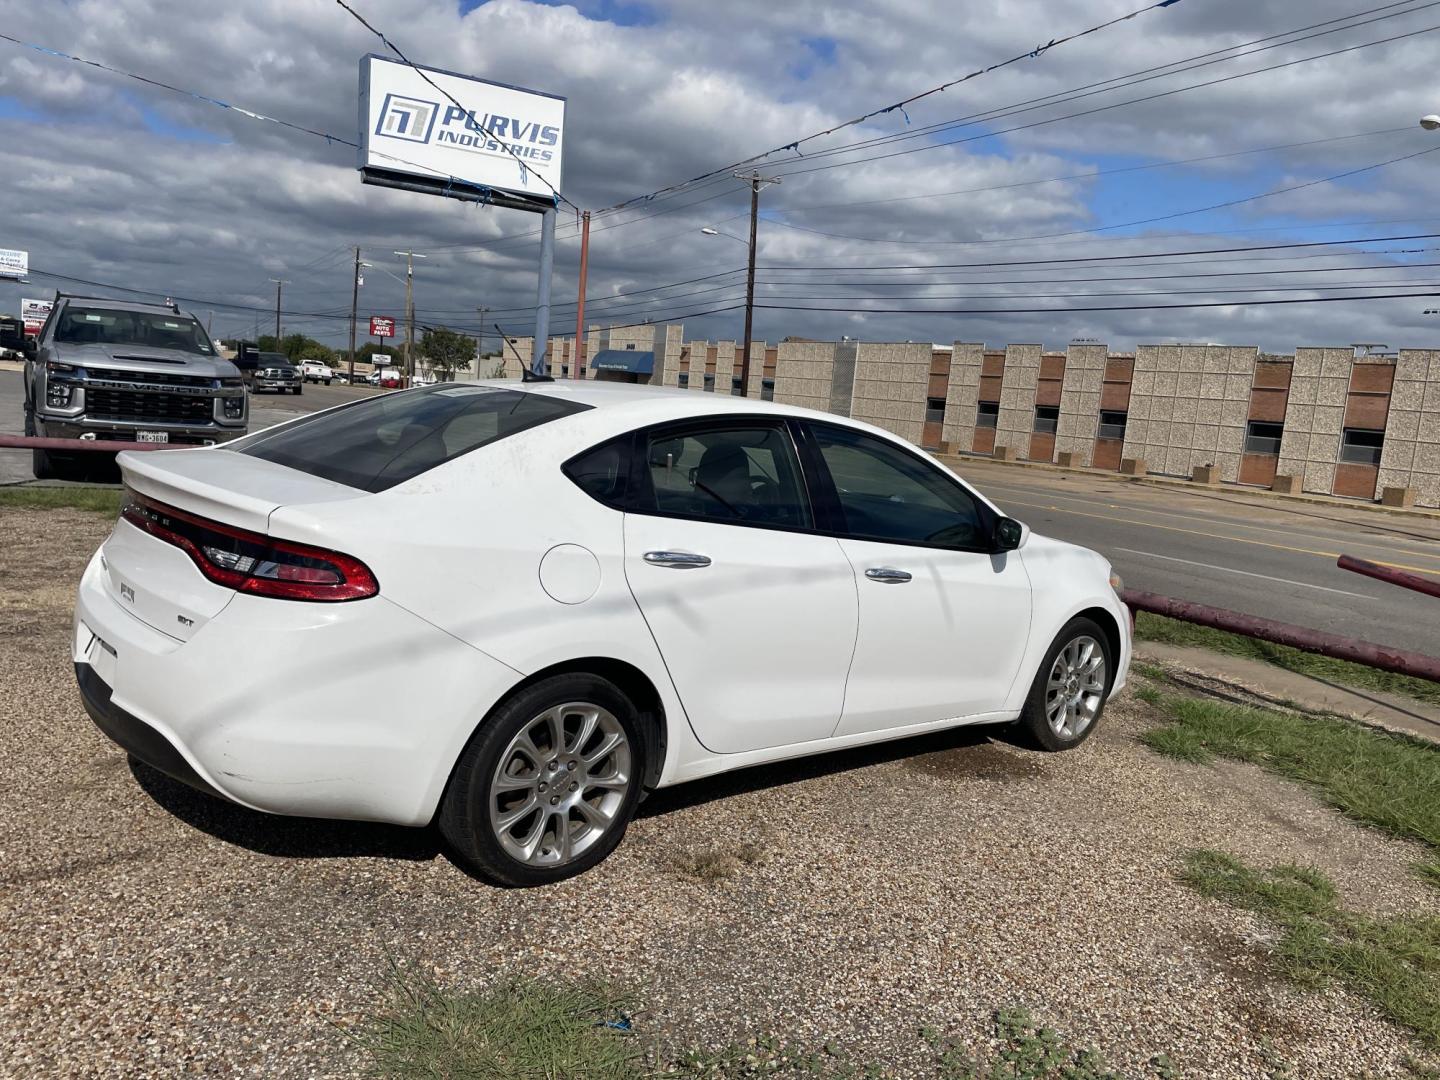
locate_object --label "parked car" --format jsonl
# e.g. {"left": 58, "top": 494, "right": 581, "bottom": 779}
{"left": 250, "top": 353, "right": 301, "bottom": 395}
{"left": 301, "top": 359, "right": 333, "bottom": 385}
{"left": 74, "top": 383, "right": 1129, "bottom": 887}
{"left": 21, "top": 294, "right": 247, "bottom": 480}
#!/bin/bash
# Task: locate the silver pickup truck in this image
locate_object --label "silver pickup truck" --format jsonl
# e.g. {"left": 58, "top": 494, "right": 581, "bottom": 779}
{"left": 21, "top": 295, "right": 249, "bottom": 480}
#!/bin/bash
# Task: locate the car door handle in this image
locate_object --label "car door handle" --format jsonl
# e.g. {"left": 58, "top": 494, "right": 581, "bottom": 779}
{"left": 643, "top": 551, "right": 712, "bottom": 569}
{"left": 864, "top": 567, "right": 912, "bottom": 583}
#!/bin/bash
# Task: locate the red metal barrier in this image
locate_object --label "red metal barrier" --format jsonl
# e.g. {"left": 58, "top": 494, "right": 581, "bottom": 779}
{"left": 1120, "top": 587, "right": 1440, "bottom": 684}
{"left": 1338, "top": 554, "right": 1440, "bottom": 601}
{"left": 0, "top": 434, "right": 168, "bottom": 453}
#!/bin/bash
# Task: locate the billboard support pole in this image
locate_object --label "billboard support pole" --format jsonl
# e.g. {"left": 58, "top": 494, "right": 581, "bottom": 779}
{"left": 532, "top": 206, "right": 557, "bottom": 378}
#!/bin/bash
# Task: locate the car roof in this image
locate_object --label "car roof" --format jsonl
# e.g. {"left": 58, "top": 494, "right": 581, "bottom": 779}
{"left": 57, "top": 296, "right": 187, "bottom": 316}
{"left": 488, "top": 378, "right": 835, "bottom": 427}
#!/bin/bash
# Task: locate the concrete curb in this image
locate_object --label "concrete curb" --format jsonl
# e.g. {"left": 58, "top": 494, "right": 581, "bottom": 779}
{"left": 935, "top": 449, "right": 1440, "bottom": 522}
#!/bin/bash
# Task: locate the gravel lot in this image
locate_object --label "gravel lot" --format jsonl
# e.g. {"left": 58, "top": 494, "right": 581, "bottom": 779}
{"left": 2, "top": 506, "right": 1437, "bottom": 1078}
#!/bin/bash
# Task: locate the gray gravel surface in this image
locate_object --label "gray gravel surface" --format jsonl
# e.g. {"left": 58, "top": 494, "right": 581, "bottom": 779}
{"left": 2, "top": 507, "right": 1438, "bottom": 1078}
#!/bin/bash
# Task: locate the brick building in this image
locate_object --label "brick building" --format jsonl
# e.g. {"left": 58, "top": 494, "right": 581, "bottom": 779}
{"left": 499, "top": 328, "right": 1440, "bottom": 509}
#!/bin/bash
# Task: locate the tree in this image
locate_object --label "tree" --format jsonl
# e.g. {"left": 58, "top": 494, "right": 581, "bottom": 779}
{"left": 419, "top": 326, "right": 474, "bottom": 380}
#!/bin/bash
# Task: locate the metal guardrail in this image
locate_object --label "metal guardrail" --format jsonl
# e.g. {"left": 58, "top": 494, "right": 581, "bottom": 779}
{"left": 0, "top": 434, "right": 168, "bottom": 453}
{"left": 1120, "top": 587, "right": 1440, "bottom": 685}
{"left": 1338, "top": 554, "right": 1440, "bottom": 601}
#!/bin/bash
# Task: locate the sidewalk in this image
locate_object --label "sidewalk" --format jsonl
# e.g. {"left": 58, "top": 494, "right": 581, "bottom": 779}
{"left": 937, "top": 449, "right": 1440, "bottom": 522}
{"left": 1135, "top": 641, "right": 1440, "bottom": 744}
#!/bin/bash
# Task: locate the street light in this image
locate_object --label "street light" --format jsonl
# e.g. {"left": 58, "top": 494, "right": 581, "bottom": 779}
{"left": 699, "top": 226, "right": 746, "bottom": 244}
{"left": 1421, "top": 114, "right": 1440, "bottom": 130}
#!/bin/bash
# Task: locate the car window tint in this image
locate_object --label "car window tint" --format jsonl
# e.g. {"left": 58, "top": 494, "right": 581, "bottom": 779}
{"left": 642, "top": 425, "right": 811, "bottom": 529}
{"left": 564, "top": 436, "right": 631, "bottom": 509}
{"left": 232, "top": 385, "right": 588, "bottom": 492}
{"left": 812, "top": 424, "right": 986, "bottom": 549}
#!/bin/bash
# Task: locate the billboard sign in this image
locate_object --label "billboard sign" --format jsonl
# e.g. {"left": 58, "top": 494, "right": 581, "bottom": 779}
{"left": 369, "top": 315, "right": 396, "bottom": 338}
{"left": 21, "top": 297, "right": 52, "bottom": 336}
{"left": 358, "top": 54, "right": 565, "bottom": 208}
{"left": 0, "top": 248, "right": 27, "bottom": 280}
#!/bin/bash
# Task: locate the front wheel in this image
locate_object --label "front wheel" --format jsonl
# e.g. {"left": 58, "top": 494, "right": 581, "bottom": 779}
{"left": 293, "top": 386, "right": 302, "bottom": 395}
{"left": 439, "top": 674, "right": 644, "bottom": 887}
{"left": 1017, "top": 617, "right": 1113, "bottom": 752}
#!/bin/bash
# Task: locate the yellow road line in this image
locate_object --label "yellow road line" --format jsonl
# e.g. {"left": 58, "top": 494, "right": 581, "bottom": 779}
{"left": 1003, "top": 497, "right": 1440, "bottom": 578}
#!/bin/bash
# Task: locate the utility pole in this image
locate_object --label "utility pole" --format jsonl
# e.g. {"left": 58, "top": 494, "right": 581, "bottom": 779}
{"left": 394, "top": 251, "right": 425, "bottom": 387}
{"left": 268, "top": 278, "right": 288, "bottom": 342}
{"left": 476, "top": 306, "right": 486, "bottom": 380}
{"left": 347, "top": 246, "right": 363, "bottom": 387}
{"left": 736, "top": 172, "right": 781, "bottom": 397}
{"left": 573, "top": 210, "right": 590, "bottom": 380}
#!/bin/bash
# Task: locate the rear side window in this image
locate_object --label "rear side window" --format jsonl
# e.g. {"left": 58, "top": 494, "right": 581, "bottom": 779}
{"left": 233, "top": 385, "right": 588, "bottom": 492}
{"left": 563, "top": 435, "right": 632, "bottom": 509}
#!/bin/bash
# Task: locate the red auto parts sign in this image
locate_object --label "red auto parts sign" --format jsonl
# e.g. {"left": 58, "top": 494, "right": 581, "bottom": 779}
{"left": 369, "top": 316, "right": 395, "bottom": 338}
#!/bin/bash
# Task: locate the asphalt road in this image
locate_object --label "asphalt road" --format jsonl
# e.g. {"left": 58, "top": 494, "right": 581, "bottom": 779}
{"left": 953, "top": 456, "right": 1440, "bottom": 658}
{"left": 4, "top": 365, "right": 1439, "bottom": 655}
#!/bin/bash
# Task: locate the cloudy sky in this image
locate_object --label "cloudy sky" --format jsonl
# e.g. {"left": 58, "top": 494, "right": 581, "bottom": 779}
{"left": 2, "top": 0, "right": 1439, "bottom": 354}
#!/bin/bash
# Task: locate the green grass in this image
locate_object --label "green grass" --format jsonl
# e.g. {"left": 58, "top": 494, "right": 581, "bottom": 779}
{"left": 353, "top": 965, "right": 642, "bottom": 1079}
{"left": 0, "top": 486, "right": 121, "bottom": 515}
{"left": 1181, "top": 850, "right": 1440, "bottom": 1048}
{"left": 355, "top": 967, "right": 1185, "bottom": 1078}
{"left": 1134, "top": 611, "right": 1440, "bottom": 707}
{"left": 1138, "top": 688, "right": 1440, "bottom": 887}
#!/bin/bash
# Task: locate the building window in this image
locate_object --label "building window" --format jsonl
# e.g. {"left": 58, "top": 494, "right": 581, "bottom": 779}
{"left": 1033, "top": 405, "right": 1059, "bottom": 434}
{"left": 677, "top": 372, "right": 689, "bottom": 387}
{"left": 731, "top": 376, "right": 744, "bottom": 397}
{"left": 762, "top": 377, "right": 775, "bottom": 402}
{"left": 1244, "top": 420, "right": 1283, "bottom": 456}
{"left": 702, "top": 373, "right": 715, "bottom": 392}
{"left": 1097, "top": 410, "right": 1127, "bottom": 440}
{"left": 1340, "top": 428, "right": 1384, "bottom": 465}
{"left": 976, "top": 401, "right": 999, "bottom": 429}
{"left": 560, "top": 364, "right": 569, "bottom": 378}
{"left": 925, "top": 397, "right": 946, "bottom": 424}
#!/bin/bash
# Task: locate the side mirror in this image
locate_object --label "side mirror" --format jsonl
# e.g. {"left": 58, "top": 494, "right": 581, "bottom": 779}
{"left": 993, "top": 516, "right": 1030, "bottom": 552}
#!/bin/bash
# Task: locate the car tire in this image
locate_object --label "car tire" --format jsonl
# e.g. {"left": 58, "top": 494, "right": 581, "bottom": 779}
{"left": 439, "top": 673, "right": 645, "bottom": 887}
{"left": 1016, "top": 616, "right": 1114, "bottom": 752}
{"left": 293, "top": 386, "right": 302, "bottom": 395}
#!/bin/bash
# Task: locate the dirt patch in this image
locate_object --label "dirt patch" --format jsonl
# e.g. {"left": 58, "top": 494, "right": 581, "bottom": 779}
{"left": 905, "top": 738, "right": 1045, "bottom": 781}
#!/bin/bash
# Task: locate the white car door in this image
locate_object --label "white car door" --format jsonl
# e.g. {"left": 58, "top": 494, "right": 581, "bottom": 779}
{"left": 622, "top": 419, "right": 859, "bottom": 755}
{"left": 801, "top": 421, "right": 1033, "bottom": 737}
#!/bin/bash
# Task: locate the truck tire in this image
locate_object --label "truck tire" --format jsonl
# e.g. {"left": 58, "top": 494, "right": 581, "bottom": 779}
{"left": 32, "top": 447, "right": 55, "bottom": 480}
{"left": 293, "top": 386, "right": 302, "bottom": 395}
{"left": 324, "top": 378, "right": 331, "bottom": 386}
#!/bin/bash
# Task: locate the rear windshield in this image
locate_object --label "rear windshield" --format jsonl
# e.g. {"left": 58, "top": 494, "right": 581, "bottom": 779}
{"left": 231, "top": 385, "right": 589, "bottom": 492}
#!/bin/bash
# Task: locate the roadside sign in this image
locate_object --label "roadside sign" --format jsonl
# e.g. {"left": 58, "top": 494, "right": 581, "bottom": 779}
{"left": 0, "top": 248, "right": 27, "bottom": 280}
{"left": 357, "top": 55, "right": 565, "bottom": 209}
{"left": 21, "top": 297, "right": 52, "bottom": 335}
{"left": 370, "top": 316, "right": 396, "bottom": 338}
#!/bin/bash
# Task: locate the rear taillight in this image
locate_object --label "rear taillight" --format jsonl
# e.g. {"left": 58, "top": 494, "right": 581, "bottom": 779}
{"left": 120, "top": 489, "right": 378, "bottom": 602}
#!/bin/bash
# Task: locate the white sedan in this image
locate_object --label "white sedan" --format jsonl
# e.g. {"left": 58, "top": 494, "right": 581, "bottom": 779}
{"left": 73, "top": 382, "right": 1129, "bottom": 886}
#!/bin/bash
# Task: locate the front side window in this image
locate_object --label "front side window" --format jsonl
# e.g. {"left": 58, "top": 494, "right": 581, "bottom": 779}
{"left": 810, "top": 423, "right": 988, "bottom": 550}
{"left": 234, "top": 385, "right": 588, "bottom": 492}
{"left": 640, "top": 425, "right": 811, "bottom": 530}
{"left": 53, "top": 306, "right": 213, "bottom": 354}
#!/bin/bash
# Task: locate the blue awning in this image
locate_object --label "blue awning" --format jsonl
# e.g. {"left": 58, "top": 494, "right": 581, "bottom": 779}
{"left": 590, "top": 349, "right": 653, "bottom": 374}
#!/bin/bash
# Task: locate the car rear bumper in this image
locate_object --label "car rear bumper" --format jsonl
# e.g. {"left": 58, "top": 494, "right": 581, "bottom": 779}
{"left": 73, "top": 547, "right": 522, "bottom": 826}
{"left": 76, "top": 660, "right": 224, "bottom": 799}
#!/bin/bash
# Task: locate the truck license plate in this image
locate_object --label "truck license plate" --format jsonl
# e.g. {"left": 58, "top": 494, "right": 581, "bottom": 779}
{"left": 136, "top": 431, "right": 169, "bottom": 443}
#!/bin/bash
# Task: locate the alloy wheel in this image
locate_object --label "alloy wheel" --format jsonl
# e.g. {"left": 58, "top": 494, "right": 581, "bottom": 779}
{"left": 488, "top": 702, "right": 632, "bottom": 867}
{"left": 1045, "top": 635, "right": 1107, "bottom": 740}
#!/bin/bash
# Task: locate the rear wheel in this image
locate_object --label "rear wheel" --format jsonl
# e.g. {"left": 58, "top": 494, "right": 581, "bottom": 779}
{"left": 1017, "top": 617, "right": 1113, "bottom": 752}
{"left": 439, "top": 673, "right": 644, "bottom": 887}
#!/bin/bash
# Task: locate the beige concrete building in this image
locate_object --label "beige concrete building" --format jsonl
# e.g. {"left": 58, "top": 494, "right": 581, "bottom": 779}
{"left": 503, "top": 325, "right": 1440, "bottom": 508}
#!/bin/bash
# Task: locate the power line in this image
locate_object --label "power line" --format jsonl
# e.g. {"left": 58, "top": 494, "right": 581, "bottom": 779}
{"left": 595, "top": 0, "right": 1187, "bottom": 213}
{"left": 758, "top": 289, "right": 1440, "bottom": 316}
{"left": 760, "top": 1, "right": 1436, "bottom": 173}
